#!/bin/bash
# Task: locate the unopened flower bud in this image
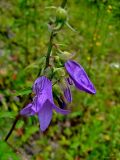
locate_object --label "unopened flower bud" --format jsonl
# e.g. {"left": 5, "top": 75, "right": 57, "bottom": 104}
{"left": 53, "top": 84, "right": 67, "bottom": 109}
{"left": 54, "top": 56, "right": 62, "bottom": 67}
{"left": 58, "top": 51, "right": 72, "bottom": 62}
{"left": 54, "top": 56, "right": 60, "bottom": 62}
{"left": 53, "top": 84, "right": 62, "bottom": 95}
{"left": 56, "top": 7, "right": 67, "bottom": 23}
{"left": 53, "top": 67, "right": 66, "bottom": 80}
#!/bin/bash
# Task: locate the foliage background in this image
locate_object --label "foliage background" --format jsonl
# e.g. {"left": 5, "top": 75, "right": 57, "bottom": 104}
{"left": 0, "top": 0, "right": 120, "bottom": 159}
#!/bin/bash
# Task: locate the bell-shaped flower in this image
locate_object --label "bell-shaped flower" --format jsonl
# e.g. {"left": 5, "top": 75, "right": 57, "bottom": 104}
{"left": 20, "top": 76, "right": 70, "bottom": 131}
{"left": 62, "top": 79, "right": 72, "bottom": 103}
{"left": 65, "top": 60, "right": 96, "bottom": 94}
{"left": 53, "top": 82, "right": 72, "bottom": 109}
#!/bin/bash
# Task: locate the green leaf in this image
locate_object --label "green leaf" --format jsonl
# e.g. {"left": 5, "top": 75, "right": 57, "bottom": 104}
{"left": 69, "top": 111, "right": 82, "bottom": 118}
{"left": 0, "top": 141, "right": 20, "bottom": 160}
{"left": 13, "top": 88, "right": 32, "bottom": 96}
{"left": 65, "top": 21, "right": 77, "bottom": 32}
{"left": 24, "top": 57, "right": 46, "bottom": 71}
{"left": 0, "top": 111, "right": 16, "bottom": 119}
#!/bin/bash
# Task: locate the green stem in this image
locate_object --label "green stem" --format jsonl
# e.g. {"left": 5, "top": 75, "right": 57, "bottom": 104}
{"left": 61, "top": 0, "right": 67, "bottom": 8}
{"left": 45, "top": 31, "right": 54, "bottom": 69}
{"left": 45, "top": 0, "right": 67, "bottom": 69}
{"left": 4, "top": 96, "right": 30, "bottom": 142}
{"left": 4, "top": 114, "right": 21, "bottom": 142}
{"left": 4, "top": 0, "right": 68, "bottom": 142}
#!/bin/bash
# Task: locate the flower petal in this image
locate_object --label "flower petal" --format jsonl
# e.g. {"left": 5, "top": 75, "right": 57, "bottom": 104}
{"left": 38, "top": 100, "right": 53, "bottom": 131}
{"left": 64, "top": 85, "right": 72, "bottom": 102}
{"left": 33, "top": 76, "right": 52, "bottom": 97}
{"left": 55, "top": 95, "right": 67, "bottom": 109}
{"left": 20, "top": 103, "right": 36, "bottom": 116}
{"left": 65, "top": 60, "right": 96, "bottom": 94}
{"left": 59, "top": 79, "right": 72, "bottom": 103}
{"left": 66, "top": 77, "right": 73, "bottom": 85}
{"left": 32, "top": 76, "right": 45, "bottom": 94}
{"left": 32, "top": 76, "right": 54, "bottom": 113}
{"left": 32, "top": 96, "right": 42, "bottom": 113}
{"left": 52, "top": 103, "right": 70, "bottom": 115}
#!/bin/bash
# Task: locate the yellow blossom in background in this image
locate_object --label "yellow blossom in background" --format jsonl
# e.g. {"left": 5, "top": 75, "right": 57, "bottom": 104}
{"left": 96, "top": 41, "right": 101, "bottom": 46}
{"left": 104, "top": 135, "right": 111, "bottom": 141}
{"left": 86, "top": 56, "right": 91, "bottom": 61}
{"left": 107, "top": 5, "right": 112, "bottom": 13}
{"left": 108, "top": 25, "right": 113, "bottom": 29}
{"left": 108, "top": 5, "right": 112, "bottom": 10}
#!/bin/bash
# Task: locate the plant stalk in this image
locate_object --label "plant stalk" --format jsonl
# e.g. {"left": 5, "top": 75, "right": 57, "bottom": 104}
{"left": 4, "top": 0, "right": 68, "bottom": 142}
{"left": 45, "top": 0, "right": 67, "bottom": 69}
{"left": 61, "top": 0, "right": 67, "bottom": 8}
{"left": 45, "top": 31, "right": 54, "bottom": 69}
{"left": 4, "top": 114, "right": 21, "bottom": 142}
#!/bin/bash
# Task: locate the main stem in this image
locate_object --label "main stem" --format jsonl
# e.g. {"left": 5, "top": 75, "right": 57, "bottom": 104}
{"left": 4, "top": 0, "right": 68, "bottom": 142}
{"left": 45, "top": 31, "right": 54, "bottom": 69}
{"left": 4, "top": 115, "right": 21, "bottom": 141}
{"left": 45, "top": 0, "right": 67, "bottom": 69}
{"left": 61, "top": 0, "right": 67, "bottom": 8}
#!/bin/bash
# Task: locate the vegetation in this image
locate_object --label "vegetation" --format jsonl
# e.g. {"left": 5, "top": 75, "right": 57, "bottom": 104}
{"left": 0, "top": 0, "right": 120, "bottom": 159}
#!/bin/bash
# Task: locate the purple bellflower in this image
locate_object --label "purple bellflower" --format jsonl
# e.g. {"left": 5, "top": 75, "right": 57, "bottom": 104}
{"left": 20, "top": 76, "right": 69, "bottom": 131}
{"left": 65, "top": 60, "right": 96, "bottom": 94}
{"left": 63, "top": 79, "right": 72, "bottom": 102}
{"left": 58, "top": 79, "right": 72, "bottom": 109}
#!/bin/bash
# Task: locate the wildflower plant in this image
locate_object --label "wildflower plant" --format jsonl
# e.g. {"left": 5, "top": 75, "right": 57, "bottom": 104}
{"left": 5, "top": 0, "right": 96, "bottom": 141}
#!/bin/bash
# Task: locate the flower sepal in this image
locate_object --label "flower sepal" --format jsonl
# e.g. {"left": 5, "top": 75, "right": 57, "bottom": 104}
{"left": 53, "top": 84, "right": 63, "bottom": 96}
{"left": 56, "top": 7, "right": 67, "bottom": 23}
{"left": 54, "top": 56, "right": 63, "bottom": 67}
{"left": 57, "top": 51, "right": 73, "bottom": 63}
{"left": 53, "top": 67, "right": 66, "bottom": 80}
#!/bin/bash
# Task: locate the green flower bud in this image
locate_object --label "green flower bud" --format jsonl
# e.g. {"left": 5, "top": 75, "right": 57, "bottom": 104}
{"left": 57, "top": 51, "right": 72, "bottom": 62}
{"left": 54, "top": 56, "right": 63, "bottom": 67}
{"left": 54, "top": 56, "right": 60, "bottom": 62}
{"left": 56, "top": 7, "right": 67, "bottom": 23}
{"left": 62, "top": 51, "right": 71, "bottom": 60}
{"left": 53, "top": 67, "right": 66, "bottom": 80}
{"left": 53, "top": 84, "right": 62, "bottom": 96}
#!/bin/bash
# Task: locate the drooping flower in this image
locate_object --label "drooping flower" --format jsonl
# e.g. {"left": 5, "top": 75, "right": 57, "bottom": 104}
{"left": 62, "top": 79, "right": 72, "bottom": 103}
{"left": 20, "top": 76, "right": 70, "bottom": 131}
{"left": 65, "top": 60, "right": 96, "bottom": 94}
{"left": 53, "top": 67, "right": 72, "bottom": 105}
{"left": 66, "top": 77, "right": 73, "bottom": 86}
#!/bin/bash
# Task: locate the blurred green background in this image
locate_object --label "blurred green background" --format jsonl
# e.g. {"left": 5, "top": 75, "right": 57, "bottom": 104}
{"left": 0, "top": 0, "right": 120, "bottom": 160}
